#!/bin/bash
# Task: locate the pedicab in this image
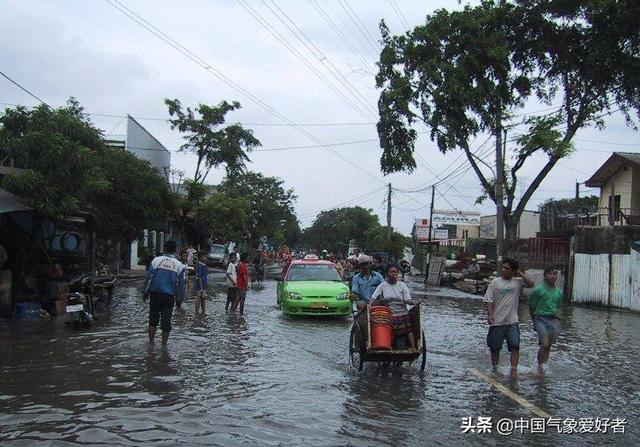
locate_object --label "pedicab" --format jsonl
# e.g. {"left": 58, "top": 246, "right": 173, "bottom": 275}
{"left": 349, "top": 303, "right": 426, "bottom": 372}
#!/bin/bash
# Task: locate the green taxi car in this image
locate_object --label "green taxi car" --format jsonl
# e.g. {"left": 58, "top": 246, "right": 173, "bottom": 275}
{"left": 277, "top": 258, "right": 351, "bottom": 317}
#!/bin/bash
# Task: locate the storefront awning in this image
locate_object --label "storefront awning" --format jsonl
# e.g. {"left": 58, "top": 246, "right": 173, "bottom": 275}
{"left": 0, "top": 188, "right": 33, "bottom": 214}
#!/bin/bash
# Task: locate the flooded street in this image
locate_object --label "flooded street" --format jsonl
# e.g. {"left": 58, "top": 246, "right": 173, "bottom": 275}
{"left": 1, "top": 274, "right": 638, "bottom": 446}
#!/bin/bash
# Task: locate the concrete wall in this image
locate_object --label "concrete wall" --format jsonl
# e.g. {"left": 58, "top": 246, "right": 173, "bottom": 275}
{"left": 479, "top": 211, "right": 540, "bottom": 239}
{"left": 455, "top": 224, "right": 480, "bottom": 239}
{"left": 573, "top": 225, "right": 640, "bottom": 254}
{"left": 126, "top": 116, "right": 171, "bottom": 178}
{"left": 480, "top": 215, "right": 497, "bottom": 238}
{"left": 517, "top": 211, "right": 541, "bottom": 238}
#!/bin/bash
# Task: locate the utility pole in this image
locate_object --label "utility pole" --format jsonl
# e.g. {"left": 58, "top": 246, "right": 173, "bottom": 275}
{"left": 575, "top": 181, "right": 580, "bottom": 201}
{"left": 495, "top": 121, "right": 505, "bottom": 263}
{"left": 423, "top": 185, "right": 435, "bottom": 280}
{"left": 387, "top": 183, "right": 392, "bottom": 240}
{"left": 427, "top": 185, "right": 435, "bottom": 254}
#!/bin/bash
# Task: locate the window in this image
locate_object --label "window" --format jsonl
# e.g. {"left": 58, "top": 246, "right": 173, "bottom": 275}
{"left": 287, "top": 264, "right": 342, "bottom": 281}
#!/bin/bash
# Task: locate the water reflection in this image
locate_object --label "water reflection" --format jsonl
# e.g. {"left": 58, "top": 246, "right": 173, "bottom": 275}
{"left": 340, "top": 368, "right": 427, "bottom": 446}
{"left": 0, "top": 276, "right": 638, "bottom": 446}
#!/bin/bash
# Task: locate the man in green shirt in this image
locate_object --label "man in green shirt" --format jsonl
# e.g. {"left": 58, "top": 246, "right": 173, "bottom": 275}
{"left": 528, "top": 267, "right": 563, "bottom": 375}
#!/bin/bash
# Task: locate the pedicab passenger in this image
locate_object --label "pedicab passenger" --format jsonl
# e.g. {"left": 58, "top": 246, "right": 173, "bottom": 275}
{"left": 349, "top": 255, "right": 384, "bottom": 311}
{"left": 371, "top": 264, "right": 417, "bottom": 350}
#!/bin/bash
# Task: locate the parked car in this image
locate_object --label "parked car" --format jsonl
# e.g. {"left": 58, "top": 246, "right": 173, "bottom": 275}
{"left": 207, "top": 244, "right": 229, "bottom": 267}
{"left": 276, "top": 258, "right": 351, "bottom": 317}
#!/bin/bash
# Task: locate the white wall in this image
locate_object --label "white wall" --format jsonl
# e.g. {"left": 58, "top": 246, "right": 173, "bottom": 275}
{"left": 126, "top": 116, "right": 171, "bottom": 178}
{"left": 479, "top": 211, "right": 540, "bottom": 239}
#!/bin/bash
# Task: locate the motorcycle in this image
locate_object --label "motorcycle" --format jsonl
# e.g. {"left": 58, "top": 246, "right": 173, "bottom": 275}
{"left": 93, "top": 275, "right": 118, "bottom": 306}
{"left": 66, "top": 273, "right": 94, "bottom": 329}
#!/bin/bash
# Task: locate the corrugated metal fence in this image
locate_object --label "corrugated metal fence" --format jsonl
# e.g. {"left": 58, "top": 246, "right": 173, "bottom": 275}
{"left": 573, "top": 250, "right": 640, "bottom": 311}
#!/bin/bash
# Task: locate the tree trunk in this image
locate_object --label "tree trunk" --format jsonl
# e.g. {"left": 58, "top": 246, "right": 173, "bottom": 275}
{"left": 503, "top": 216, "right": 519, "bottom": 258}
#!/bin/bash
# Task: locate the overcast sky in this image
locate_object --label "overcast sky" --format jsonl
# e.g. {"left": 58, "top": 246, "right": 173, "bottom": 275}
{"left": 2, "top": 0, "right": 637, "bottom": 234}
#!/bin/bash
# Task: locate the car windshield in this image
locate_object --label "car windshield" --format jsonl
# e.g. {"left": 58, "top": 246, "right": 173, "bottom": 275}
{"left": 210, "top": 245, "right": 225, "bottom": 255}
{"left": 287, "top": 264, "right": 342, "bottom": 281}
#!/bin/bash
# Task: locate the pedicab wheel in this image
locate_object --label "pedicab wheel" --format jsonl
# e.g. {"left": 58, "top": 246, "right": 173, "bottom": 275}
{"left": 349, "top": 324, "right": 364, "bottom": 371}
{"left": 420, "top": 330, "right": 427, "bottom": 372}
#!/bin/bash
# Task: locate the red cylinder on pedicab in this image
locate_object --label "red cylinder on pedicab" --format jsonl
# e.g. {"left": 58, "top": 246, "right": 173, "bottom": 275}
{"left": 370, "top": 306, "right": 393, "bottom": 350}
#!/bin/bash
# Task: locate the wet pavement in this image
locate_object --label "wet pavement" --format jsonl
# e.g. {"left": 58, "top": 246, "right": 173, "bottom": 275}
{"left": 1, "top": 273, "right": 638, "bottom": 446}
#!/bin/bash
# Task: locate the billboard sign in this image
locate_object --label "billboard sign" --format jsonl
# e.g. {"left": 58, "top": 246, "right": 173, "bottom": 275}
{"left": 414, "top": 219, "right": 450, "bottom": 241}
{"left": 434, "top": 229, "right": 449, "bottom": 240}
{"left": 432, "top": 209, "right": 481, "bottom": 226}
{"left": 414, "top": 219, "right": 430, "bottom": 241}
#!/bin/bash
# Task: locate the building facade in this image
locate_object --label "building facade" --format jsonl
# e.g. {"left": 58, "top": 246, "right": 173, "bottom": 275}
{"left": 106, "top": 116, "right": 174, "bottom": 270}
{"left": 584, "top": 152, "right": 640, "bottom": 226}
{"left": 479, "top": 210, "right": 541, "bottom": 239}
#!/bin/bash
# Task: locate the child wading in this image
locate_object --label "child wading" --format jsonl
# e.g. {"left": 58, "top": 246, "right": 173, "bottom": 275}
{"left": 195, "top": 251, "right": 208, "bottom": 315}
{"left": 225, "top": 253, "right": 238, "bottom": 313}
{"left": 232, "top": 252, "right": 250, "bottom": 315}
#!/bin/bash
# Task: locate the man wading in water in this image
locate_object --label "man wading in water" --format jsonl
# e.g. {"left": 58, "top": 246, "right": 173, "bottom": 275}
{"left": 483, "top": 258, "right": 534, "bottom": 377}
{"left": 143, "top": 240, "right": 186, "bottom": 346}
{"left": 528, "top": 267, "right": 564, "bottom": 375}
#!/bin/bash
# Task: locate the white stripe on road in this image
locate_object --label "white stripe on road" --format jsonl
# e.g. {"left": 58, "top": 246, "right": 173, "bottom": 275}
{"left": 469, "top": 368, "right": 552, "bottom": 419}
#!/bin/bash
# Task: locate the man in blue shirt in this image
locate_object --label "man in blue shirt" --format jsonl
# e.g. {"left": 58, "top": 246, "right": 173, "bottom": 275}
{"left": 350, "top": 255, "right": 384, "bottom": 310}
{"left": 143, "top": 240, "right": 186, "bottom": 346}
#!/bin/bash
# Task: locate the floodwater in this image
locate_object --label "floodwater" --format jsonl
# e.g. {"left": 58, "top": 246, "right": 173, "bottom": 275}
{"left": 1, "top": 274, "right": 638, "bottom": 446}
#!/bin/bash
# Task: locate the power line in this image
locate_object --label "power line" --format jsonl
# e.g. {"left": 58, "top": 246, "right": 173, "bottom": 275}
{"left": 105, "top": 0, "right": 387, "bottom": 186}
{"left": 1, "top": 103, "right": 375, "bottom": 126}
{"left": 335, "top": 0, "right": 380, "bottom": 57}
{"left": 0, "top": 72, "right": 48, "bottom": 106}
{"left": 297, "top": 185, "right": 388, "bottom": 221}
{"left": 234, "top": 0, "right": 376, "bottom": 122}
{"left": 389, "top": 0, "right": 410, "bottom": 29}
{"left": 308, "top": 0, "right": 372, "bottom": 72}
{"left": 265, "top": 0, "right": 378, "bottom": 118}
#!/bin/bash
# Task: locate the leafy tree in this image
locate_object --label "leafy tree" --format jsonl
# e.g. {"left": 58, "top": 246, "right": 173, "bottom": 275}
{"left": 1, "top": 100, "right": 107, "bottom": 218}
{"left": 92, "top": 149, "right": 176, "bottom": 240}
{"left": 200, "top": 191, "right": 251, "bottom": 244}
{"left": 0, "top": 99, "right": 175, "bottom": 241}
{"left": 302, "top": 207, "right": 379, "bottom": 256}
{"left": 376, "top": 0, "right": 639, "bottom": 255}
{"left": 216, "top": 172, "right": 300, "bottom": 248}
{"left": 165, "top": 99, "right": 261, "bottom": 185}
{"left": 302, "top": 206, "right": 409, "bottom": 259}
{"left": 165, "top": 98, "right": 261, "bottom": 245}
{"left": 538, "top": 195, "right": 599, "bottom": 216}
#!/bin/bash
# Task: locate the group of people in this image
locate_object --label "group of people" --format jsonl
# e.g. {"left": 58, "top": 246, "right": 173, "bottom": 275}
{"left": 144, "top": 242, "right": 563, "bottom": 374}
{"left": 142, "top": 241, "right": 254, "bottom": 346}
{"left": 349, "top": 254, "right": 418, "bottom": 350}
{"left": 224, "top": 252, "right": 251, "bottom": 315}
{"left": 483, "top": 258, "right": 563, "bottom": 376}
{"left": 349, "top": 252, "right": 563, "bottom": 373}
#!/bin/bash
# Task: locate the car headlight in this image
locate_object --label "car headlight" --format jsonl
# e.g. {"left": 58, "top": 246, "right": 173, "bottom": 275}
{"left": 336, "top": 293, "right": 349, "bottom": 301}
{"left": 288, "top": 292, "right": 302, "bottom": 300}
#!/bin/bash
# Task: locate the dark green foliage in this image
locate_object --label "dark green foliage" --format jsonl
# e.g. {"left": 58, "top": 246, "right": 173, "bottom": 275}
{"left": 538, "top": 195, "right": 599, "bottom": 216}
{"left": 209, "top": 172, "right": 300, "bottom": 248}
{"left": 165, "top": 98, "right": 261, "bottom": 184}
{"left": 376, "top": 0, "right": 639, "bottom": 253}
{"left": 0, "top": 99, "right": 175, "bottom": 241}
{"left": 302, "top": 206, "right": 410, "bottom": 259}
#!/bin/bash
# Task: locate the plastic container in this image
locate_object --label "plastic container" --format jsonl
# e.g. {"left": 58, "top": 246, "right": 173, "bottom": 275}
{"left": 371, "top": 323, "right": 393, "bottom": 350}
{"left": 370, "top": 305, "right": 393, "bottom": 350}
{"left": 15, "top": 302, "right": 42, "bottom": 320}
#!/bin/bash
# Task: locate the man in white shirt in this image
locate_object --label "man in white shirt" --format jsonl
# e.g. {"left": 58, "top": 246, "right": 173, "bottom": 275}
{"left": 225, "top": 253, "right": 238, "bottom": 313}
{"left": 483, "top": 257, "right": 534, "bottom": 376}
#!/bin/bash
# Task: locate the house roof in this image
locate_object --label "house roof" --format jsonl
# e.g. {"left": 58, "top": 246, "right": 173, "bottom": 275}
{"left": 0, "top": 188, "right": 33, "bottom": 214}
{"left": 585, "top": 152, "right": 640, "bottom": 187}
